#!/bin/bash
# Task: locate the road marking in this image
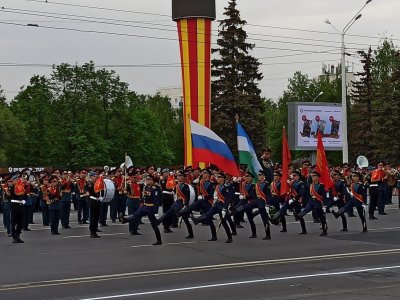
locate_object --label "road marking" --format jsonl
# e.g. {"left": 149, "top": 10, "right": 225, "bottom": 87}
{"left": 1, "top": 248, "right": 400, "bottom": 291}
{"left": 79, "top": 265, "right": 400, "bottom": 300}
{"left": 63, "top": 233, "right": 127, "bottom": 239}
{"left": 130, "top": 241, "right": 197, "bottom": 248}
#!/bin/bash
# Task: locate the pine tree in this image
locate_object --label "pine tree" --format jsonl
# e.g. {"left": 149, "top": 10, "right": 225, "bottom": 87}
{"left": 349, "top": 48, "right": 374, "bottom": 162}
{"left": 211, "top": 0, "right": 265, "bottom": 155}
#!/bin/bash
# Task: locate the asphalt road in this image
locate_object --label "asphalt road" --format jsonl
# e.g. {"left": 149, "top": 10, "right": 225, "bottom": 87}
{"left": 1, "top": 198, "right": 400, "bottom": 300}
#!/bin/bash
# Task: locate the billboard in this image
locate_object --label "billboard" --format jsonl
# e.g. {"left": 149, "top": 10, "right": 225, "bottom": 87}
{"left": 288, "top": 102, "right": 343, "bottom": 151}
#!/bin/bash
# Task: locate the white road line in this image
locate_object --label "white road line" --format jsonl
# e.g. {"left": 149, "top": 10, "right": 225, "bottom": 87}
{"left": 129, "top": 241, "right": 197, "bottom": 248}
{"left": 63, "top": 233, "right": 127, "bottom": 239}
{"left": 79, "top": 265, "right": 400, "bottom": 300}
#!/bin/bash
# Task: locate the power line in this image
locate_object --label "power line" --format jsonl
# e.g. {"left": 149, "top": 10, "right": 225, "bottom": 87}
{"left": 17, "top": 0, "right": 400, "bottom": 42}
{"left": 0, "top": 20, "right": 346, "bottom": 55}
{"left": 0, "top": 7, "right": 366, "bottom": 51}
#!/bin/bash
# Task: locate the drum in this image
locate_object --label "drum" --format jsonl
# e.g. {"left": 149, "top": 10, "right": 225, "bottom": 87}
{"left": 188, "top": 185, "right": 195, "bottom": 205}
{"left": 102, "top": 179, "right": 115, "bottom": 203}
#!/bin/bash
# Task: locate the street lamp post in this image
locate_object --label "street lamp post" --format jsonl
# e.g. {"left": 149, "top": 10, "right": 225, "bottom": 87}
{"left": 325, "top": 0, "right": 372, "bottom": 164}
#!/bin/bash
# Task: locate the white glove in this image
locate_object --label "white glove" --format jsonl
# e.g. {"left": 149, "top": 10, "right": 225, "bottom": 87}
{"left": 362, "top": 204, "right": 368, "bottom": 208}
{"left": 279, "top": 204, "right": 283, "bottom": 209}
{"left": 350, "top": 192, "right": 354, "bottom": 197}
{"left": 289, "top": 199, "right": 294, "bottom": 205}
{"left": 221, "top": 209, "right": 227, "bottom": 218}
{"left": 326, "top": 192, "right": 330, "bottom": 198}
{"left": 323, "top": 206, "right": 326, "bottom": 212}
{"left": 197, "top": 195, "right": 203, "bottom": 200}
{"left": 72, "top": 192, "right": 76, "bottom": 195}
{"left": 98, "top": 197, "right": 103, "bottom": 201}
{"left": 239, "top": 195, "right": 244, "bottom": 200}
{"left": 22, "top": 200, "right": 26, "bottom": 205}
{"left": 252, "top": 208, "right": 259, "bottom": 214}
{"left": 213, "top": 197, "right": 218, "bottom": 205}
{"left": 193, "top": 178, "right": 200, "bottom": 184}
{"left": 333, "top": 197, "right": 338, "bottom": 202}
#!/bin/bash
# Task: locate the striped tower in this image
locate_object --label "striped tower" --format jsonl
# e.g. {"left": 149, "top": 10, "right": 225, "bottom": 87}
{"left": 172, "top": 0, "right": 216, "bottom": 168}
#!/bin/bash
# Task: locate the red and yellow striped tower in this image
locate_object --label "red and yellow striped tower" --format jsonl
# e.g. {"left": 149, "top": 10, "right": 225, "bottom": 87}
{"left": 172, "top": 0, "right": 216, "bottom": 167}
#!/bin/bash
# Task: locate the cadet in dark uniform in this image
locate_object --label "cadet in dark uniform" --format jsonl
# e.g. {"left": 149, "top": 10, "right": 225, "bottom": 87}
{"left": 332, "top": 171, "right": 368, "bottom": 232}
{"left": 295, "top": 171, "right": 328, "bottom": 236}
{"left": 9, "top": 174, "right": 25, "bottom": 243}
{"left": 191, "top": 172, "right": 233, "bottom": 243}
{"left": 271, "top": 171, "right": 307, "bottom": 234}
{"left": 259, "top": 148, "right": 274, "bottom": 184}
{"left": 269, "top": 171, "right": 287, "bottom": 232}
{"left": 77, "top": 170, "right": 89, "bottom": 225}
{"left": 1, "top": 176, "right": 12, "bottom": 237}
{"left": 326, "top": 170, "right": 348, "bottom": 231}
{"left": 246, "top": 170, "right": 272, "bottom": 240}
{"left": 159, "top": 168, "right": 176, "bottom": 231}
{"left": 157, "top": 171, "right": 192, "bottom": 236}
{"left": 85, "top": 172, "right": 102, "bottom": 238}
{"left": 120, "top": 175, "right": 162, "bottom": 246}
{"left": 241, "top": 172, "right": 258, "bottom": 238}
{"left": 48, "top": 175, "right": 62, "bottom": 235}
{"left": 39, "top": 176, "right": 50, "bottom": 226}
{"left": 125, "top": 170, "right": 143, "bottom": 235}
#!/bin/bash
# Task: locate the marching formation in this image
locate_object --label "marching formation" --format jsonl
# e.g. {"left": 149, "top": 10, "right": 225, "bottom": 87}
{"left": 1, "top": 148, "right": 399, "bottom": 245}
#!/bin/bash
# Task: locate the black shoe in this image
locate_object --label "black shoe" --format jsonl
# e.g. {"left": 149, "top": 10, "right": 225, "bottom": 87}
{"left": 90, "top": 234, "right": 100, "bottom": 238}
{"left": 190, "top": 214, "right": 198, "bottom": 225}
{"left": 153, "top": 241, "right": 162, "bottom": 246}
{"left": 112, "top": 220, "right": 117, "bottom": 223}
{"left": 139, "top": 221, "right": 145, "bottom": 225}
{"left": 299, "top": 231, "right": 307, "bottom": 235}
{"left": 82, "top": 221, "right": 88, "bottom": 224}
{"left": 51, "top": 232, "right": 60, "bottom": 235}
{"left": 164, "top": 228, "right": 174, "bottom": 233}
{"left": 185, "top": 235, "right": 194, "bottom": 239}
{"left": 262, "top": 235, "right": 271, "bottom": 240}
{"left": 332, "top": 211, "right": 340, "bottom": 219}
{"left": 235, "top": 224, "right": 244, "bottom": 229}
{"left": 340, "top": 228, "right": 348, "bottom": 232}
{"left": 313, "top": 218, "right": 320, "bottom": 223}
{"left": 378, "top": 212, "right": 388, "bottom": 215}
{"left": 100, "top": 223, "right": 108, "bottom": 227}
{"left": 16, "top": 236, "right": 24, "bottom": 243}
{"left": 208, "top": 237, "right": 217, "bottom": 241}
{"left": 130, "top": 231, "right": 142, "bottom": 236}
{"left": 362, "top": 228, "right": 368, "bottom": 233}
{"left": 96, "top": 229, "right": 102, "bottom": 233}
{"left": 231, "top": 231, "right": 237, "bottom": 236}
{"left": 248, "top": 234, "right": 257, "bottom": 239}
{"left": 12, "top": 238, "right": 19, "bottom": 243}
{"left": 320, "top": 231, "right": 328, "bottom": 236}
{"left": 369, "top": 215, "right": 378, "bottom": 220}
{"left": 225, "top": 238, "right": 233, "bottom": 243}
{"left": 63, "top": 225, "right": 72, "bottom": 229}
{"left": 280, "top": 228, "right": 287, "bottom": 233}
{"left": 348, "top": 214, "right": 356, "bottom": 218}
{"left": 270, "top": 219, "right": 280, "bottom": 226}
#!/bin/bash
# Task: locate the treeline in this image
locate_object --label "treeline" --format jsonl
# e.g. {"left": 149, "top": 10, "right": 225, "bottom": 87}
{"left": 0, "top": 62, "right": 183, "bottom": 169}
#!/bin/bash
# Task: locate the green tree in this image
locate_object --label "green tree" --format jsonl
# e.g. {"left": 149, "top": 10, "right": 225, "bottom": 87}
{"left": 211, "top": 0, "right": 265, "bottom": 155}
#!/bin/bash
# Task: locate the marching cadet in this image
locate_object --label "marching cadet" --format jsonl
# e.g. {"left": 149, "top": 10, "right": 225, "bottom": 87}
{"left": 156, "top": 171, "right": 192, "bottom": 237}
{"left": 332, "top": 171, "right": 368, "bottom": 232}
{"left": 191, "top": 172, "right": 233, "bottom": 243}
{"left": 159, "top": 168, "right": 176, "bottom": 230}
{"left": 271, "top": 170, "right": 307, "bottom": 235}
{"left": 9, "top": 174, "right": 26, "bottom": 243}
{"left": 1, "top": 176, "right": 12, "bottom": 237}
{"left": 77, "top": 170, "right": 89, "bottom": 225}
{"left": 259, "top": 148, "right": 274, "bottom": 184}
{"left": 294, "top": 171, "right": 328, "bottom": 236}
{"left": 85, "top": 171, "right": 102, "bottom": 238}
{"left": 269, "top": 171, "right": 287, "bottom": 232}
{"left": 120, "top": 174, "right": 162, "bottom": 246}
{"left": 125, "top": 170, "right": 143, "bottom": 235}
{"left": 240, "top": 172, "right": 258, "bottom": 238}
{"left": 326, "top": 170, "right": 348, "bottom": 231}
{"left": 178, "top": 169, "right": 216, "bottom": 239}
{"left": 48, "top": 175, "right": 62, "bottom": 235}
{"left": 39, "top": 175, "right": 50, "bottom": 227}
{"left": 60, "top": 171, "right": 72, "bottom": 229}
{"left": 245, "top": 170, "right": 271, "bottom": 240}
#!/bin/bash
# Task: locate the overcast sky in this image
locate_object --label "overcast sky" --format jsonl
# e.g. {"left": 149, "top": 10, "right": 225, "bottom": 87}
{"left": 0, "top": 0, "right": 398, "bottom": 102}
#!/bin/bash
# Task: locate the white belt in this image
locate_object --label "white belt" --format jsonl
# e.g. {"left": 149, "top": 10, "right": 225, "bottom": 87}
{"left": 369, "top": 184, "right": 378, "bottom": 187}
{"left": 90, "top": 196, "right": 101, "bottom": 201}
{"left": 11, "top": 200, "right": 25, "bottom": 204}
{"left": 162, "top": 191, "right": 173, "bottom": 195}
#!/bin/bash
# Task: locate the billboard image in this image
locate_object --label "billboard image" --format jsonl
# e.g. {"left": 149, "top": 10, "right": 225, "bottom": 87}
{"left": 288, "top": 102, "right": 343, "bottom": 151}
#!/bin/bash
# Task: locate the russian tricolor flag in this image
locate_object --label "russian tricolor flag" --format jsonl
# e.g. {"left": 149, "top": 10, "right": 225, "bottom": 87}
{"left": 190, "top": 120, "right": 239, "bottom": 176}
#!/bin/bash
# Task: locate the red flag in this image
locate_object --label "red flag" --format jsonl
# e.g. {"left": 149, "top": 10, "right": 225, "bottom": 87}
{"left": 94, "top": 176, "right": 105, "bottom": 194}
{"left": 281, "top": 127, "right": 291, "bottom": 196}
{"left": 316, "top": 131, "right": 333, "bottom": 191}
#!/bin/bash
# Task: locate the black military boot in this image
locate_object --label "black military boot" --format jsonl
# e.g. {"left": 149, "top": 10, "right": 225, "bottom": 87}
{"left": 262, "top": 224, "right": 271, "bottom": 240}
